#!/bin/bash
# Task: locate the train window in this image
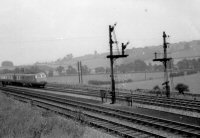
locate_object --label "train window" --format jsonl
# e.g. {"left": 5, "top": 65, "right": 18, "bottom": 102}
{"left": 41, "top": 74, "right": 46, "bottom": 78}
{"left": 36, "top": 74, "right": 41, "bottom": 78}
{"left": 17, "top": 76, "right": 21, "bottom": 80}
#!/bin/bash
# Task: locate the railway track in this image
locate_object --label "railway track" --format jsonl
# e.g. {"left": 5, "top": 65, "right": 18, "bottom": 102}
{"left": 1, "top": 87, "right": 164, "bottom": 138}
{"left": 1, "top": 86, "right": 200, "bottom": 137}
{"left": 45, "top": 84, "right": 200, "bottom": 113}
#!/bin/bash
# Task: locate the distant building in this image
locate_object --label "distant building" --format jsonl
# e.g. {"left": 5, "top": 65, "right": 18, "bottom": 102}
{"left": 53, "top": 70, "right": 59, "bottom": 76}
{"left": 90, "top": 69, "right": 96, "bottom": 74}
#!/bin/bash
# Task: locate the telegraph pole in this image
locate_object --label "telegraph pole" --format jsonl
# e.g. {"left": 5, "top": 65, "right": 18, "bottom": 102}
{"left": 77, "top": 61, "right": 83, "bottom": 84}
{"left": 80, "top": 61, "right": 83, "bottom": 83}
{"left": 77, "top": 61, "right": 80, "bottom": 84}
{"left": 107, "top": 24, "right": 129, "bottom": 104}
{"left": 153, "top": 31, "right": 172, "bottom": 98}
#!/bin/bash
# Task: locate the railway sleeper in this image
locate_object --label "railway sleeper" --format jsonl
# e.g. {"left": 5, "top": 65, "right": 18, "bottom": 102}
{"left": 189, "top": 129, "right": 200, "bottom": 134}
{"left": 184, "top": 128, "right": 200, "bottom": 134}
{"left": 165, "top": 127, "right": 199, "bottom": 137}
{"left": 111, "top": 126, "right": 125, "bottom": 131}
{"left": 152, "top": 122, "right": 172, "bottom": 127}
{"left": 97, "top": 122, "right": 114, "bottom": 127}
{"left": 128, "top": 132, "right": 144, "bottom": 138}
{"left": 101, "top": 125, "right": 127, "bottom": 134}
{"left": 121, "top": 130, "right": 135, "bottom": 135}
{"left": 122, "top": 131, "right": 140, "bottom": 137}
{"left": 118, "top": 131, "right": 138, "bottom": 138}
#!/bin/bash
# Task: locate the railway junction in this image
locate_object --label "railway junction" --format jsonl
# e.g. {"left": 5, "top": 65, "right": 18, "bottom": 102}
{"left": 0, "top": 84, "right": 200, "bottom": 138}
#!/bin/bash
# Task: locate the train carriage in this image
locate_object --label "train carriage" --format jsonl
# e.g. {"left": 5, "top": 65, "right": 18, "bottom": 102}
{"left": 0, "top": 72, "right": 47, "bottom": 88}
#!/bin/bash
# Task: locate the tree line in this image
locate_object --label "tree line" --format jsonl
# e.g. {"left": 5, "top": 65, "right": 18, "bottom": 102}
{"left": 52, "top": 58, "right": 200, "bottom": 76}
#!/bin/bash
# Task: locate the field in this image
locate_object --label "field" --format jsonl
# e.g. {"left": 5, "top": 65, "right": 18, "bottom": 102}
{"left": 47, "top": 72, "right": 163, "bottom": 84}
{"left": 47, "top": 72, "right": 200, "bottom": 94}
{"left": 115, "top": 73, "right": 200, "bottom": 94}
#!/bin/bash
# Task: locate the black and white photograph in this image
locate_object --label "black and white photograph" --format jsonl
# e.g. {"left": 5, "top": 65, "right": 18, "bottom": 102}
{"left": 0, "top": 0, "right": 199, "bottom": 137}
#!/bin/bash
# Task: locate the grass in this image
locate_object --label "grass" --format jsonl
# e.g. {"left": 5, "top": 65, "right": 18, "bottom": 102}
{"left": 0, "top": 92, "right": 85, "bottom": 138}
{"left": 0, "top": 92, "right": 115, "bottom": 138}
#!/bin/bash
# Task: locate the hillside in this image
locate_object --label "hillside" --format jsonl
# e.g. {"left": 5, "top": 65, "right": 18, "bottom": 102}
{"left": 35, "top": 40, "right": 200, "bottom": 69}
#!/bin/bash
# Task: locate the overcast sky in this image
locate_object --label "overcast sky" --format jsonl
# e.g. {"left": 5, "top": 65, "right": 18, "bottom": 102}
{"left": 0, "top": 0, "right": 200, "bottom": 65}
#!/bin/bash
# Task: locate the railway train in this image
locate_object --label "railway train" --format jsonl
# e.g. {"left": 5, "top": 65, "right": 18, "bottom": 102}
{"left": 0, "top": 72, "right": 47, "bottom": 88}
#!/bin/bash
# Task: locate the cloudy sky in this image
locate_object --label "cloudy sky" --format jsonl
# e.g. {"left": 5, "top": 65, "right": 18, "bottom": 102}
{"left": 0, "top": 0, "right": 200, "bottom": 65}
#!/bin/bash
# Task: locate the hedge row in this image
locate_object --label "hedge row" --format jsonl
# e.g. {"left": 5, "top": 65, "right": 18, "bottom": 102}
{"left": 88, "top": 79, "right": 133, "bottom": 85}
{"left": 170, "top": 70, "right": 198, "bottom": 77}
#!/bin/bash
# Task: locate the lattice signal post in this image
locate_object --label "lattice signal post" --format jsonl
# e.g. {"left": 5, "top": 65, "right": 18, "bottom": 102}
{"left": 107, "top": 24, "right": 129, "bottom": 104}
{"left": 153, "top": 31, "right": 172, "bottom": 98}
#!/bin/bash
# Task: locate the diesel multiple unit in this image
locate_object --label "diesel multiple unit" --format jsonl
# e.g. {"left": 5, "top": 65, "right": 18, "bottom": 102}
{"left": 0, "top": 72, "right": 47, "bottom": 88}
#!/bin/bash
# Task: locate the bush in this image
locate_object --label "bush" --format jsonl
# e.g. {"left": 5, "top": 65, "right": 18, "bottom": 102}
{"left": 170, "top": 71, "right": 184, "bottom": 77}
{"left": 187, "top": 70, "right": 197, "bottom": 75}
{"left": 153, "top": 85, "right": 160, "bottom": 90}
{"left": 175, "top": 83, "right": 189, "bottom": 95}
{"left": 170, "top": 70, "right": 198, "bottom": 77}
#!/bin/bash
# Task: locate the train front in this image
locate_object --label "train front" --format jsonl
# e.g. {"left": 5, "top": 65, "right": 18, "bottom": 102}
{"left": 35, "top": 73, "right": 47, "bottom": 87}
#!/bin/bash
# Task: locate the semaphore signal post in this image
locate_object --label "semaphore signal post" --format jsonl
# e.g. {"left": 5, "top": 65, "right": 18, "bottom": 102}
{"left": 107, "top": 24, "right": 129, "bottom": 104}
{"left": 153, "top": 31, "right": 172, "bottom": 98}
